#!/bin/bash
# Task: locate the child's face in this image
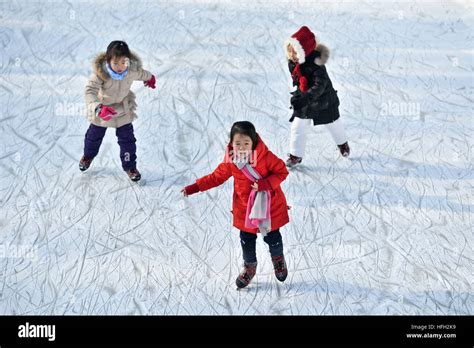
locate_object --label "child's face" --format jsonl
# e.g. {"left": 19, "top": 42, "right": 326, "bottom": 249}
{"left": 287, "top": 44, "right": 298, "bottom": 63}
{"left": 232, "top": 133, "right": 253, "bottom": 157}
{"left": 109, "top": 56, "right": 129, "bottom": 74}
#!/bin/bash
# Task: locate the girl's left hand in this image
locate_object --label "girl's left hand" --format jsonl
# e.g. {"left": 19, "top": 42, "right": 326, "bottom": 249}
{"left": 251, "top": 179, "right": 271, "bottom": 192}
{"left": 144, "top": 75, "right": 156, "bottom": 89}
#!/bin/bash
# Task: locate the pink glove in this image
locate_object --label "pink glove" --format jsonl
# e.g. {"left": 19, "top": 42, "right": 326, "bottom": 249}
{"left": 97, "top": 105, "right": 117, "bottom": 121}
{"left": 144, "top": 75, "right": 156, "bottom": 89}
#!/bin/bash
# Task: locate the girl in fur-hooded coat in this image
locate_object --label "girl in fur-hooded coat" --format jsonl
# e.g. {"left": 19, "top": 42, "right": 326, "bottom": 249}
{"left": 79, "top": 40, "right": 156, "bottom": 181}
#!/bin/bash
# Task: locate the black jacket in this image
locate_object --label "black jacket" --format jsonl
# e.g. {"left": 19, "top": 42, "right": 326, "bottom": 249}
{"left": 288, "top": 49, "right": 340, "bottom": 126}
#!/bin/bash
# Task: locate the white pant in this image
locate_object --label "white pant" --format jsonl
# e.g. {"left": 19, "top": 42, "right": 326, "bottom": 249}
{"left": 289, "top": 117, "right": 348, "bottom": 158}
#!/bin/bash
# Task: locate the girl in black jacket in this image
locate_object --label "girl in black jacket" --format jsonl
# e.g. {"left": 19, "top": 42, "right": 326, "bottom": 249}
{"left": 284, "top": 26, "right": 350, "bottom": 167}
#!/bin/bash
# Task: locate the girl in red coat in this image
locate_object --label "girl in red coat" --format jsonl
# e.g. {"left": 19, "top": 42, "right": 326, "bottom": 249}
{"left": 182, "top": 121, "right": 290, "bottom": 289}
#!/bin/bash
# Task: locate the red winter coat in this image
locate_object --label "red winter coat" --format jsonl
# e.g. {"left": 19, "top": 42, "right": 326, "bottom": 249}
{"left": 195, "top": 135, "right": 290, "bottom": 234}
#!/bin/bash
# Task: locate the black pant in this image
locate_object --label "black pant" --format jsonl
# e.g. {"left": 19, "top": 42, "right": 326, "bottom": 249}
{"left": 84, "top": 123, "right": 137, "bottom": 171}
{"left": 240, "top": 229, "right": 283, "bottom": 263}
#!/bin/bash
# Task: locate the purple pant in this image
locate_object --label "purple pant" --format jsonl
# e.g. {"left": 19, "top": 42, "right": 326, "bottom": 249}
{"left": 83, "top": 123, "right": 137, "bottom": 171}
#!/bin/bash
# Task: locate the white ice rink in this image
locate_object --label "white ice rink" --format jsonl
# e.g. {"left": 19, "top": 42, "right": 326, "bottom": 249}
{"left": 0, "top": 0, "right": 472, "bottom": 314}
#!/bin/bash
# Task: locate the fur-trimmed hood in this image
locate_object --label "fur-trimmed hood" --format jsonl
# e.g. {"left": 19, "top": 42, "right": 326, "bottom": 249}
{"left": 286, "top": 40, "right": 330, "bottom": 66}
{"left": 92, "top": 51, "right": 143, "bottom": 81}
{"left": 314, "top": 44, "right": 330, "bottom": 66}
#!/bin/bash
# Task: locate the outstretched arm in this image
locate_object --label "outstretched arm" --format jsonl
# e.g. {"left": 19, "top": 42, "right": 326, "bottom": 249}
{"left": 133, "top": 68, "right": 153, "bottom": 82}
{"left": 182, "top": 158, "right": 232, "bottom": 196}
{"left": 131, "top": 68, "right": 155, "bottom": 89}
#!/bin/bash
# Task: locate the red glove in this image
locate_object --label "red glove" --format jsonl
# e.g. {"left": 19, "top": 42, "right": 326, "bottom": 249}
{"left": 256, "top": 179, "right": 272, "bottom": 192}
{"left": 144, "top": 75, "right": 156, "bottom": 89}
{"left": 183, "top": 183, "right": 200, "bottom": 196}
{"left": 97, "top": 105, "right": 117, "bottom": 121}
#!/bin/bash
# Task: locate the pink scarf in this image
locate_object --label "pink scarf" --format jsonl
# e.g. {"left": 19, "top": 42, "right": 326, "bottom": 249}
{"left": 233, "top": 155, "right": 272, "bottom": 235}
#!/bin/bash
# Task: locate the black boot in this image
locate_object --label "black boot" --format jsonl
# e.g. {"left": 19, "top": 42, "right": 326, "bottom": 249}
{"left": 79, "top": 156, "right": 93, "bottom": 171}
{"left": 271, "top": 255, "right": 288, "bottom": 282}
{"left": 286, "top": 154, "right": 302, "bottom": 168}
{"left": 126, "top": 168, "right": 141, "bottom": 182}
{"left": 235, "top": 261, "right": 257, "bottom": 289}
{"left": 337, "top": 142, "right": 350, "bottom": 157}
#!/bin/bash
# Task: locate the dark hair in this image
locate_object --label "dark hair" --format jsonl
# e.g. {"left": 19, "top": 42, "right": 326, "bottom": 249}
{"left": 230, "top": 121, "right": 258, "bottom": 150}
{"left": 106, "top": 41, "right": 131, "bottom": 63}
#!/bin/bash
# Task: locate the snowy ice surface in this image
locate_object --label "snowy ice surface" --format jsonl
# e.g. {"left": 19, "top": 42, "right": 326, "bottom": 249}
{"left": 0, "top": 0, "right": 472, "bottom": 315}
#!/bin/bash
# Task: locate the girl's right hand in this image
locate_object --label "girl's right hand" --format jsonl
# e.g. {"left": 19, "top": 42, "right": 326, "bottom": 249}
{"left": 182, "top": 183, "right": 200, "bottom": 197}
